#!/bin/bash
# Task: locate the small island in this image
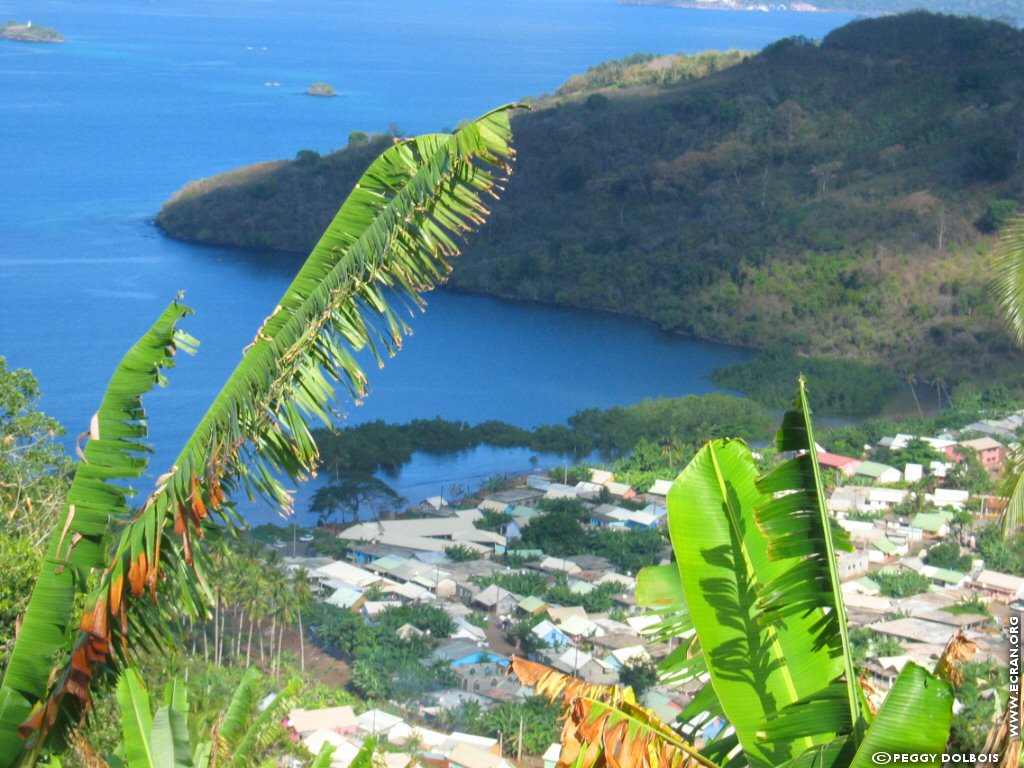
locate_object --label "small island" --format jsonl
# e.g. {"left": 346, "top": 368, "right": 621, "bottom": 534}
{"left": 305, "top": 81, "right": 337, "bottom": 97}
{"left": 1, "top": 21, "right": 63, "bottom": 43}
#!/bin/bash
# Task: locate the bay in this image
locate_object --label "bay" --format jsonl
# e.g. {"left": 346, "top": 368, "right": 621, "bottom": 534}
{"left": 0, "top": 0, "right": 854, "bottom": 524}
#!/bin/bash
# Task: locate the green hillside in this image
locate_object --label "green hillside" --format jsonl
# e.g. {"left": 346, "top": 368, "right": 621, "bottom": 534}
{"left": 156, "top": 13, "right": 1024, "bottom": 399}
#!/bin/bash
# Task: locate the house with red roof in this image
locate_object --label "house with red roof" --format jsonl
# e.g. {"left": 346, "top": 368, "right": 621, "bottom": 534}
{"left": 814, "top": 451, "right": 863, "bottom": 477}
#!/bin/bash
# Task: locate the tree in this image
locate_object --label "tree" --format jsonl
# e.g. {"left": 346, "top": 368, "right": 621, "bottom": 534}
{"left": 0, "top": 106, "right": 520, "bottom": 764}
{"left": 991, "top": 212, "right": 1024, "bottom": 538}
{"left": 617, "top": 656, "right": 658, "bottom": 697}
{"left": 0, "top": 357, "right": 71, "bottom": 543}
{"left": 310, "top": 471, "right": 402, "bottom": 526}
{"left": 514, "top": 381, "right": 959, "bottom": 768}
{"left": 925, "top": 539, "right": 971, "bottom": 571}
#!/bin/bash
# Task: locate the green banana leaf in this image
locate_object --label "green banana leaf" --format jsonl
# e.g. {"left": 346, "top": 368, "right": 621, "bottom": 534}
{"left": 848, "top": 664, "right": 953, "bottom": 768}
{"left": 667, "top": 438, "right": 845, "bottom": 766}
{"left": 0, "top": 105, "right": 519, "bottom": 764}
{"left": 116, "top": 669, "right": 156, "bottom": 768}
{"left": 754, "top": 380, "right": 869, "bottom": 747}
{"left": 0, "top": 300, "right": 191, "bottom": 761}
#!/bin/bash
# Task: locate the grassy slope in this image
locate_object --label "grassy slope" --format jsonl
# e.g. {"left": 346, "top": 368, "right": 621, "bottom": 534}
{"left": 156, "top": 13, "right": 1024, "bottom": 390}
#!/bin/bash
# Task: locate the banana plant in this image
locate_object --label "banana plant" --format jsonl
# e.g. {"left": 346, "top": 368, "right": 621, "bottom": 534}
{"left": 0, "top": 105, "right": 520, "bottom": 765}
{"left": 82, "top": 666, "right": 329, "bottom": 768}
{"left": 521, "top": 380, "right": 956, "bottom": 768}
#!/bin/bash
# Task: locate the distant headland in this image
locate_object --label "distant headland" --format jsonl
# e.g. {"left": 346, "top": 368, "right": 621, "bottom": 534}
{"left": 306, "top": 81, "right": 338, "bottom": 97}
{"left": 1, "top": 21, "right": 63, "bottom": 43}
{"left": 620, "top": 0, "right": 1019, "bottom": 20}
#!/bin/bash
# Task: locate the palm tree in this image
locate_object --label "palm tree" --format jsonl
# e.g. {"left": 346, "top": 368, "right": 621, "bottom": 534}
{"left": 516, "top": 381, "right": 960, "bottom": 768}
{"left": 0, "top": 105, "right": 520, "bottom": 765}
{"left": 290, "top": 567, "right": 314, "bottom": 673}
{"left": 992, "top": 214, "right": 1024, "bottom": 538}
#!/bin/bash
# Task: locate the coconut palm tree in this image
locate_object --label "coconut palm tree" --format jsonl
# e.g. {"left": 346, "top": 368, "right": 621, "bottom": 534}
{"left": 0, "top": 105, "right": 520, "bottom": 766}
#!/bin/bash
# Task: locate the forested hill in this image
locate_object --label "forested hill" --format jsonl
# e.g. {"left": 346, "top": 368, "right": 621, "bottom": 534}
{"left": 157, "top": 13, "right": 1024, "bottom": 388}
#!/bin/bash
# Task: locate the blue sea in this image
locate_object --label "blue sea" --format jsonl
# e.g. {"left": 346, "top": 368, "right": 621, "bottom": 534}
{"left": 0, "top": 0, "right": 854, "bottom": 524}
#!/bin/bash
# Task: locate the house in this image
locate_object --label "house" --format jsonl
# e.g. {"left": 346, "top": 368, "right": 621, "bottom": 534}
{"left": 558, "top": 613, "right": 602, "bottom": 638}
{"left": 880, "top": 434, "right": 957, "bottom": 453}
{"left": 450, "top": 618, "right": 488, "bottom": 643}
{"left": 547, "top": 647, "right": 618, "bottom": 684}
{"left": 301, "top": 730, "right": 363, "bottom": 765}
{"left": 517, "top": 595, "right": 548, "bottom": 616}
{"left": 478, "top": 498, "right": 509, "bottom": 514}
{"left": 646, "top": 479, "right": 674, "bottom": 498}
{"left": 492, "top": 487, "right": 545, "bottom": 506}
{"left": 433, "top": 641, "right": 509, "bottom": 692}
{"left": 589, "top": 469, "right": 615, "bottom": 485}
{"left": 927, "top": 488, "right": 969, "bottom": 510}
{"left": 531, "top": 619, "right": 572, "bottom": 649}
{"left": 314, "top": 560, "right": 385, "bottom": 590}
{"left": 325, "top": 586, "right": 366, "bottom": 611}
{"left": 829, "top": 486, "right": 908, "bottom": 514}
{"left": 355, "top": 708, "right": 405, "bottom": 738}
{"left": 837, "top": 550, "right": 868, "bottom": 580}
{"left": 911, "top": 511, "right": 954, "bottom": 537}
{"left": 854, "top": 461, "right": 902, "bottom": 484}
{"left": 473, "top": 584, "right": 520, "bottom": 615}
{"left": 815, "top": 450, "right": 863, "bottom": 476}
{"left": 918, "top": 565, "right": 968, "bottom": 588}
{"left": 287, "top": 705, "right": 357, "bottom": 736}
{"left": 447, "top": 742, "right": 514, "bottom": 768}
{"left": 538, "top": 556, "right": 582, "bottom": 576}
{"left": 603, "top": 481, "right": 636, "bottom": 499}
{"left": 868, "top": 538, "right": 904, "bottom": 563}
{"left": 972, "top": 569, "right": 1024, "bottom": 601}
{"left": 904, "top": 463, "right": 923, "bottom": 483}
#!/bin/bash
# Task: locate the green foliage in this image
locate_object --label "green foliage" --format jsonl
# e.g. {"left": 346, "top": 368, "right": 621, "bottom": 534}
{"left": 0, "top": 536, "right": 40, "bottom": 670}
{"left": 0, "top": 357, "right": 71, "bottom": 540}
{"left": 947, "top": 449, "right": 994, "bottom": 495}
{"left": 974, "top": 524, "right": 1024, "bottom": 575}
{"left": 975, "top": 198, "right": 1019, "bottom": 233}
{"left": 946, "top": 661, "right": 1008, "bottom": 753}
{"left": 874, "top": 569, "right": 932, "bottom": 598}
{"left": 519, "top": 509, "right": 587, "bottom": 556}
{"left": 473, "top": 508, "right": 512, "bottom": 532}
{"left": 925, "top": 539, "right": 972, "bottom": 571}
{"left": 592, "top": 527, "right": 667, "bottom": 574}
{"left": 617, "top": 656, "right": 658, "bottom": 697}
{"left": 543, "top": 580, "right": 620, "bottom": 613}
{"left": 474, "top": 570, "right": 548, "bottom": 597}
{"left": 445, "top": 697, "right": 561, "bottom": 756}
{"left": 443, "top": 544, "right": 481, "bottom": 562}
{"left": 311, "top": 602, "right": 456, "bottom": 701}
{"left": 713, "top": 347, "right": 903, "bottom": 415}
{"left": 507, "top": 617, "right": 547, "bottom": 654}
{"left": 848, "top": 627, "right": 903, "bottom": 665}
{"left": 309, "top": 471, "right": 402, "bottom": 525}
{"left": 315, "top": 395, "right": 770, "bottom": 475}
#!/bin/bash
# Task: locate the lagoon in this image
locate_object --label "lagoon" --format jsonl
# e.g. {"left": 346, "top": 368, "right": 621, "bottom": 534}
{"left": 0, "top": 0, "right": 854, "bottom": 523}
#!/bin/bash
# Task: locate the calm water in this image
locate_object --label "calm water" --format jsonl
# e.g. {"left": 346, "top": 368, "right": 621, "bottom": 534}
{"left": 0, "top": 0, "right": 854, "bottom": 524}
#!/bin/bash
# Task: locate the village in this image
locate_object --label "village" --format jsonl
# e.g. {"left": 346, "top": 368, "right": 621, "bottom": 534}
{"left": 267, "top": 409, "right": 1024, "bottom": 768}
